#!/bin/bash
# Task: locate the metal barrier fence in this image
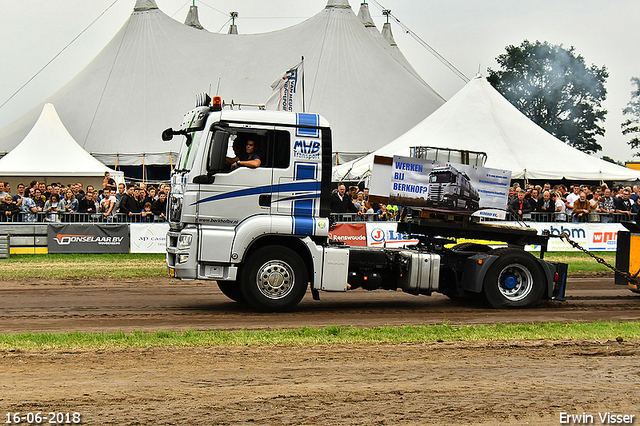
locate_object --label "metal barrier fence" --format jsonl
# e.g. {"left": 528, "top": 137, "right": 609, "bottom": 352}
{"left": 331, "top": 211, "right": 634, "bottom": 224}
{"left": 0, "top": 212, "right": 167, "bottom": 224}
{"left": 496, "top": 211, "right": 633, "bottom": 223}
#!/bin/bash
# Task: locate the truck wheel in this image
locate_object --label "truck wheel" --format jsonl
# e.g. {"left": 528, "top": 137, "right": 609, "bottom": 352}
{"left": 240, "top": 246, "right": 308, "bottom": 312}
{"left": 482, "top": 248, "right": 545, "bottom": 308}
{"left": 217, "top": 281, "right": 246, "bottom": 303}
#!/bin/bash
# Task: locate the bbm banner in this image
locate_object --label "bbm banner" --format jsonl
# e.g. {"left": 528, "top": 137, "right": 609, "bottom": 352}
{"left": 48, "top": 224, "right": 130, "bottom": 254}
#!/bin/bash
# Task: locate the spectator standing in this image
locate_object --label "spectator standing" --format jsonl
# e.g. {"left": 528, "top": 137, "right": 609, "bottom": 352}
{"left": 330, "top": 184, "right": 358, "bottom": 214}
{"left": 0, "top": 195, "right": 20, "bottom": 222}
{"left": 103, "top": 172, "right": 116, "bottom": 192}
{"left": 572, "top": 192, "right": 591, "bottom": 222}
{"left": 59, "top": 189, "right": 78, "bottom": 221}
{"left": 552, "top": 192, "right": 566, "bottom": 222}
{"left": 631, "top": 185, "right": 640, "bottom": 214}
{"left": 44, "top": 193, "right": 61, "bottom": 222}
{"left": 509, "top": 189, "right": 532, "bottom": 219}
{"left": 119, "top": 184, "right": 140, "bottom": 221}
{"left": 78, "top": 190, "right": 98, "bottom": 215}
{"left": 529, "top": 189, "right": 540, "bottom": 212}
{"left": 12, "top": 183, "right": 25, "bottom": 208}
{"left": 152, "top": 191, "right": 167, "bottom": 220}
{"left": 615, "top": 188, "right": 633, "bottom": 220}
{"left": 538, "top": 190, "right": 554, "bottom": 218}
{"left": 376, "top": 204, "right": 389, "bottom": 221}
{"left": 0, "top": 182, "right": 7, "bottom": 198}
{"left": 32, "top": 189, "right": 45, "bottom": 220}
{"left": 100, "top": 189, "right": 117, "bottom": 220}
{"left": 565, "top": 185, "right": 581, "bottom": 217}
{"left": 140, "top": 202, "right": 154, "bottom": 222}
{"left": 20, "top": 192, "right": 38, "bottom": 223}
{"left": 597, "top": 188, "right": 616, "bottom": 223}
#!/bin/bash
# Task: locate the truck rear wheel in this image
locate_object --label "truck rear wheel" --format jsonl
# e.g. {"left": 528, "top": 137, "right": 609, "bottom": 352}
{"left": 240, "top": 245, "right": 308, "bottom": 312}
{"left": 482, "top": 248, "right": 545, "bottom": 308}
{"left": 217, "top": 281, "right": 246, "bottom": 303}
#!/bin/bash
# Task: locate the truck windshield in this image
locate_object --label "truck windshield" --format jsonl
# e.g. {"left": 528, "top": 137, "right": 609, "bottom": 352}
{"left": 429, "top": 172, "right": 454, "bottom": 183}
{"left": 175, "top": 130, "right": 204, "bottom": 172}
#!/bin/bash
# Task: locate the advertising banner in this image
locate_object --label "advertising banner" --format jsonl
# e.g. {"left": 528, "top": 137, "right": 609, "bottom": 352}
{"left": 48, "top": 224, "right": 129, "bottom": 254}
{"left": 389, "top": 155, "right": 511, "bottom": 219}
{"left": 130, "top": 223, "right": 169, "bottom": 253}
{"left": 365, "top": 223, "right": 419, "bottom": 248}
{"left": 328, "top": 223, "right": 367, "bottom": 246}
{"left": 508, "top": 222, "right": 626, "bottom": 252}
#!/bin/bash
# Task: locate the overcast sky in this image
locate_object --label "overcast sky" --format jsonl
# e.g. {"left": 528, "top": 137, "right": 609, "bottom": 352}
{"left": 0, "top": 0, "right": 638, "bottom": 162}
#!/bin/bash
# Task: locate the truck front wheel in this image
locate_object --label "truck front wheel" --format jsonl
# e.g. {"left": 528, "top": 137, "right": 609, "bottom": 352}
{"left": 482, "top": 248, "right": 545, "bottom": 308}
{"left": 217, "top": 281, "right": 246, "bottom": 303}
{"left": 240, "top": 245, "right": 308, "bottom": 312}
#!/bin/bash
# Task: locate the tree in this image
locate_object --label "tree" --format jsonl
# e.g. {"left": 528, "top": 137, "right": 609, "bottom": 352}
{"left": 487, "top": 40, "right": 608, "bottom": 154}
{"left": 622, "top": 77, "right": 640, "bottom": 156}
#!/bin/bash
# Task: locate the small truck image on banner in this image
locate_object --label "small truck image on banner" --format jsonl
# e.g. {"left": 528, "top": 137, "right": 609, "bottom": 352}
{"left": 389, "top": 155, "right": 511, "bottom": 219}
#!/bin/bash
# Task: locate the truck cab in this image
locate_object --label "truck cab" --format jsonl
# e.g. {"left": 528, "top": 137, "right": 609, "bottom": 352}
{"left": 165, "top": 96, "right": 336, "bottom": 310}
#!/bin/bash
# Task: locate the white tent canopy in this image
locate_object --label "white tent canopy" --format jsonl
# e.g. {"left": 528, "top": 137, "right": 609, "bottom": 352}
{"left": 0, "top": 0, "right": 444, "bottom": 166}
{"left": 0, "top": 103, "right": 122, "bottom": 183}
{"left": 334, "top": 76, "right": 640, "bottom": 182}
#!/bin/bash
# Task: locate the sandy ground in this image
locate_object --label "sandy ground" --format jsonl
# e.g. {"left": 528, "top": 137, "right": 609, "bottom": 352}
{"left": 1, "top": 275, "right": 639, "bottom": 425}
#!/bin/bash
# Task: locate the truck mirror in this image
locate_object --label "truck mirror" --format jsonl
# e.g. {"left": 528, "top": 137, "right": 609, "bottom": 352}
{"left": 162, "top": 128, "right": 174, "bottom": 141}
{"left": 208, "top": 130, "right": 230, "bottom": 172}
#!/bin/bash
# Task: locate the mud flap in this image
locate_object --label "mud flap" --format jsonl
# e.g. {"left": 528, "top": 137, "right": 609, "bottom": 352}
{"left": 552, "top": 262, "right": 568, "bottom": 301}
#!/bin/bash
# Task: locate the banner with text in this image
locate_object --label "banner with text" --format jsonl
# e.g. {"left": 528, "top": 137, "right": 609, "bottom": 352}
{"left": 389, "top": 155, "right": 511, "bottom": 219}
{"left": 130, "top": 223, "right": 169, "bottom": 253}
{"left": 328, "top": 223, "right": 367, "bottom": 246}
{"left": 48, "top": 224, "right": 129, "bottom": 254}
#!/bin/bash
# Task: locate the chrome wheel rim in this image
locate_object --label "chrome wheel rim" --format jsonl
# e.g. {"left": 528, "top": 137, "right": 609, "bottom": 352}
{"left": 256, "top": 260, "right": 295, "bottom": 300}
{"left": 497, "top": 263, "right": 533, "bottom": 302}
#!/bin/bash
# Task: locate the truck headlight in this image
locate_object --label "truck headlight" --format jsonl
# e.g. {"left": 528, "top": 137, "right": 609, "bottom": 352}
{"left": 178, "top": 234, "right": 192, "bottom": 250}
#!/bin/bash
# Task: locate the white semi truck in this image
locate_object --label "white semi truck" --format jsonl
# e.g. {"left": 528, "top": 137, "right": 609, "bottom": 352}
{"left": 164, "top": 95, "right": 567, "bottom": 312}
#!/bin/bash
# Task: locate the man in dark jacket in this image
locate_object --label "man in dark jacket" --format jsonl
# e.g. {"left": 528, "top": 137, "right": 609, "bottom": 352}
{"left": 330, "top": 184, "right": 359, "bottom": 214}
{"left": 118, "top": 183, "right": 141, "bottom": 221}
{"left": 509, "top": 189, "right": 532, "bottom": 219}
{"left": 152, "top": 191, "right": 168, "bottom": 220}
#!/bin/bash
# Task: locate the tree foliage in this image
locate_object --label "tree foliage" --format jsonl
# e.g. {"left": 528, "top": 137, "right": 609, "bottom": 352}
{"left": 622, "top": 77, "right": 640, "bottom": 156}
{"left": 487, "top": 40, "right": 608, "bottom": 154}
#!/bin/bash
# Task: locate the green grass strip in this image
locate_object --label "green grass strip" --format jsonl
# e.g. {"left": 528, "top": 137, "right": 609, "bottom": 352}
{"left": 0, "top": 321, "right": 638, "bottom": 351}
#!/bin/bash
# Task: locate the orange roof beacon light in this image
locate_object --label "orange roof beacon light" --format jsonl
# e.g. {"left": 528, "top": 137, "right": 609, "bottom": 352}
{"left": 211, "top": 96, "right": 222, "bottom": 111}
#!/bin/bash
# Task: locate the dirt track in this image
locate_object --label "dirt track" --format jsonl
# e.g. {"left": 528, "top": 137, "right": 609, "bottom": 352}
{"left": 0, "top": 276, "right": 638, "bottom": 333}
{"left": 1, "top": 276, "right": 639, "bottom": 425}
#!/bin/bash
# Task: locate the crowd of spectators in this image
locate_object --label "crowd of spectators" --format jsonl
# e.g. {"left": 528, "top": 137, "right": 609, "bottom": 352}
{"left": 329, "top": 181, "right": 640, "bottom": 224}
{"left": 507, "top": 182, "right": 640, "bottom": 223}
{"left": 330, "top": 184, "right": 399, "bottom": 221}
{"left": 0, "top": 173, "right": 170, "bottom": 223}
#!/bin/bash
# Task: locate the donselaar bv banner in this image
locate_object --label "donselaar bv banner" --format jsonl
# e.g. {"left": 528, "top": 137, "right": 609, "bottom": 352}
{"left": 48, "top": 224, "right": 129, "bottom": 254}
{"left": 265, "top": 60, "right": 304, "bottom": 112}
{"left": 389, "top": 155, "right": 511, "bottom": 220}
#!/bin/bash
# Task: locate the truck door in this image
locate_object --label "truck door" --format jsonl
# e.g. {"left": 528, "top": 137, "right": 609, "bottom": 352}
{"left": 196, "top": 125, "right": 275, "bottom": 263}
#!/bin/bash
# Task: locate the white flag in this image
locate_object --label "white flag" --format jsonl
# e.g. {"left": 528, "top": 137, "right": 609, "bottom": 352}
{"left": 265, "top": 61, "right": 304, "bottom": 112}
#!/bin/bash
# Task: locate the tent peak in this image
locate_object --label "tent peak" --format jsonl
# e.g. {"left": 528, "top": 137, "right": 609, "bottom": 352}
{"left": 134, "top": 0, "right": 158, "bottom": 11}
{"left": 357, "top": 2, "right": 376, "bottom": 27}
{"left": 326, "top": 0, "right": 351, "bottom": 9}
{"left": 184, "top": 5, "right": 204, "bottom": 29}
{"left": 381, "top": 22, "right": 397, "bottom": 47}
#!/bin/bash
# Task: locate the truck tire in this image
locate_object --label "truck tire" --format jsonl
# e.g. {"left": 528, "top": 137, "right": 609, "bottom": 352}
{"left": 217, "top": 281, "right": 246, "bottom": 303}
{"left": 482, "top": 248, "right": 545, "bottom": 308}
{"left": 239, "top": 245, "right": 308, "bottom": 312}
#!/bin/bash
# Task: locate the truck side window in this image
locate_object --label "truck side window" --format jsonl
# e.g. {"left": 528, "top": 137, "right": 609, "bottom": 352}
{"left": 271, "top": 130, "right": 290, "bottom": 169}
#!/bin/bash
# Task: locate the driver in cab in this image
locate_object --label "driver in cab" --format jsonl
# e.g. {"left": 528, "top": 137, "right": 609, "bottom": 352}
{"left": 227, "top": 138, "right": 261, "bottom": 169}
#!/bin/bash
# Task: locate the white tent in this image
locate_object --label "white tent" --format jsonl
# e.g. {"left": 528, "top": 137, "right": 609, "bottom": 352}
{"left": 334, "top": 76, "right": 640, "bottom": 182}
{"left": 0, "top": 103, "right": 122, "bottom": 187}
{"left": 0, "top": 0, "right": 444, "bottom": 166}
